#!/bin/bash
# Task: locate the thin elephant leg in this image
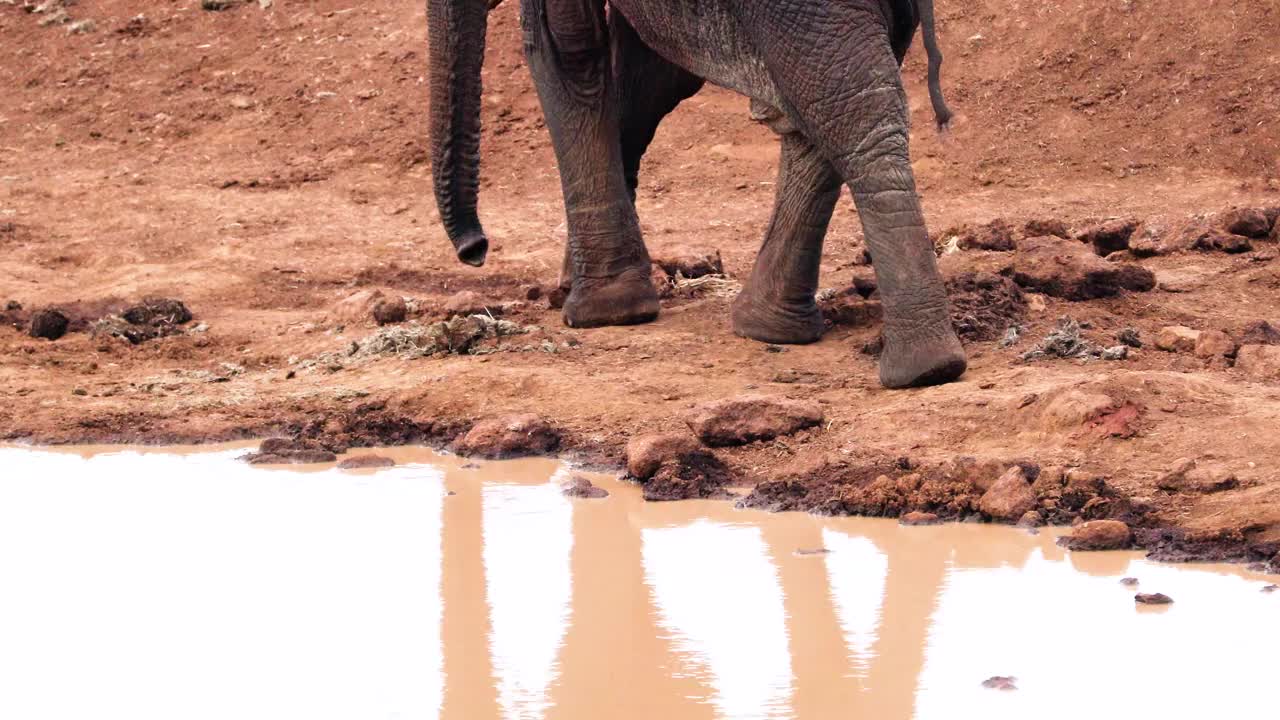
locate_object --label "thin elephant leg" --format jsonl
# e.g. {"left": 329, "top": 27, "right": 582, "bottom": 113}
{"left": 612, "top": 12, "right": 705, "bottom": 202}
{"left": 522, "top": 0, "right": 659, "bottom": 328}
{"left": 731, "top": 129, "right": 841, "bottom": 345}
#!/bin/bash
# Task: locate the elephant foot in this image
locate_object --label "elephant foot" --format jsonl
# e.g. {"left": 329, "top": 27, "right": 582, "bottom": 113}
{"left": 878, "top": 330, "right": 967, "bottom": 389}
{"left": 563, "top": 269, "right": 660, "bottom": 328}
{"left": 731, "top": 292, "right": 824, "bottom": 345}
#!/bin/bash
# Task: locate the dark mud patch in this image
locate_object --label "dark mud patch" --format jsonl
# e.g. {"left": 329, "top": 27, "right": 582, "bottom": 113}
{"left": 946, "top": 272, "right": 1028, "bottom": 342}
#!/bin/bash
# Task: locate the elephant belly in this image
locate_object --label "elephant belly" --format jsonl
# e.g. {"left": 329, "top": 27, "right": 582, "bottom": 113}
{"left": 610, "top": 0, "right": 782, "bottom": 107}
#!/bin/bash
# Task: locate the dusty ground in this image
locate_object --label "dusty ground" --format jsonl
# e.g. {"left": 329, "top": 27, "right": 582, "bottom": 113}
{"left": 3, "top": 1, "right": 1280, "bottom": 564}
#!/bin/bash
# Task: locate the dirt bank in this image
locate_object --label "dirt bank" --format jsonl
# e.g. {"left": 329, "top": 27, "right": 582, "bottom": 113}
{"left": 2, "top": 1, "right": 1279, "bottom": 567}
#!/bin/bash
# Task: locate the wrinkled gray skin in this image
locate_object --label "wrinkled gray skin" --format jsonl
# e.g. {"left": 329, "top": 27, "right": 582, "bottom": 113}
{"left": 429, "top": 0, "right": 966, "bottom": 388}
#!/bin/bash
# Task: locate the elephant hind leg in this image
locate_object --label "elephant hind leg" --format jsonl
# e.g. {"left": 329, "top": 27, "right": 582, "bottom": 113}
{"left": 613, "top": 12, "right": 705, "bottom": 202}
{"left": 731, "top": 130, "right": 840, "bottom": 345}
{"left": 745, "top": 4, "right": 965, "bottom": 387}
{"left": 523, "top": 0, "right": 658, "bottom": 328}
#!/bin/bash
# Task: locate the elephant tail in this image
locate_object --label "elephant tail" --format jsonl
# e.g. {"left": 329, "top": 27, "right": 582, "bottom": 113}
{"left": 916, "top": 0, "right": 954, "bottom": 131}
{"left": 428, "top": 0, "right": 491, "bottom": 266}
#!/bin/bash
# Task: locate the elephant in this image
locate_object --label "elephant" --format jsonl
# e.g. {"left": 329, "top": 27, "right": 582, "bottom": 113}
{"left": 427, "top": 0, "right": 967, "bottom": 389}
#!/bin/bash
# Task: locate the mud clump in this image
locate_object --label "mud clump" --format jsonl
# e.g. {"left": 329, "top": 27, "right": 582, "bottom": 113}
{"left": 818, "top": 292, "right": 882, "bottom": 329}
{"left": 336, "top": 454, "right": 396, "bottom": 470}
{"left": 244, "top": 437, "right": 338, "bottom": 465}
{"left": 561, "top": 475, "right": 609, "bottom": 499}
{"left": 29, "top": 308, "right": 70, "bottom": 340}
{"left": 1135, "top": 592, "right": 1174, "bottom": 605}
{"left": 1062, "top": 520, "right": 1133, "bottom": 551}
{"left": 740, "top": 457, "right": 984, "bottom": 520}
{"left": 625, "top": 431, "right": 704, "bottom": 480}
{"left": 937, "top": 220, "right": 1016, "bottom": 252}
{"left": 453, "top": 414, "right": 560, "bottom": 459}
{"left": 1007, "top": 236, "right": 1156, "bottom": 300}
{"left": 650, "top": 247, "right": 724, "bottom": 279}
{"left": 642, "top": 452, "right": 732, "bottom": 502}
{"left": 1077, "top": 219, "right": 1139, "bottom": 256}
{"left": 686, "top": 395, "right": 823, "bottom": 447}
{"left": 93, "top": 298, "right": 193, "bottom": 344}
{"left": 1221, "top": 207, "right": 1273, "bottom": 239}
{"left": 1024, "top": 218, "right": 1071, "bottom": 239}
{"left": 1238, "top": 320, "right": 1280, "bottom": 346}
{"left": 945, "top": 272, "right": 1027, "bottom": 342}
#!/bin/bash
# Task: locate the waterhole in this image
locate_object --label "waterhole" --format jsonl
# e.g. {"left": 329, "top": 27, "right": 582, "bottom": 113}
{"left": 0, "top": 445, "right": 1275, "bottom": 719}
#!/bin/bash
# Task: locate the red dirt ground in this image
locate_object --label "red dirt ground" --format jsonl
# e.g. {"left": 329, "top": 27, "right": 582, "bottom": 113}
{"left": 2, "top": 0, "right": 1280, "bottom": 564}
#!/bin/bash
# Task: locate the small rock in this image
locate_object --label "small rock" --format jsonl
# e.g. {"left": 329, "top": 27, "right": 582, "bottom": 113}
{"left": 445, "top": 290, "right": 499, "bottom": 318}
{"left": 1101, "top": 345, "right": 1129, "bottom": 361}
{"left": 1238, "top": 320, "right": 1280, "bottom": 346}
{"left": 1135, "top": 592, "right": 1174, "bottom": 605}
{"left": 901, "top": 511, "right": 941, "bottom": 526}
{"left": 333, "top": 289, "right": 387, "bottom": 324}
{"left": 228, "top": 95, "right": 255, "bottom": 110}
{"left": 1262, "top": 585, "right": 1278, "bottom": 593}
{"left": 979, "top": 466, "right": 1037, "bottom": 521}
{"left": 626, "top": 432, "right": 704, "bottom": 480}
{"left": 1155, "top": 326, "right": 1200, "bottom": 353}
{"left": 1063, "top": 520, "right": 1132, "bottom": 551}
{"left": 561, "top": 475, "right": 609, "bottom": 499}
{"left": 337, "top": 455, "right": 396, "bottom": 470}
{"left": 372, "top": 296, "right": 408, "bottom": 325}
{"left": 981, "top": 676, "right": 1018, "bottom": 691}
{"left": 453, "top": 414, "right": 560, "bottom": 459}
{"left": 1221, "top": 208, "right": 1272, "bottom": 239}
{"left": 71, "top": 388, "right": 88, "bottom": 396}
{"left": 1078, "top": 219, "right": 1139, "bottom": 256}
{"left": 1016, "top": 510, "right": 1043, "bottom": 528}
{"left": 1117, "top": 328, "right": 1143, "bottom": 348}
{"left": 1236, "top": 345, "right": 1280, "bottom": 380}
{"left": 29, "top": 308, "right": 69, "bottom": 340}
{"left": 685, "top": 395, "right": 823, "bottom": 447}
{"left": 1156, "top": 457, "right": 1198, "bottom": 491}
{"left": 1120, "top": 577, "right": 1139, "bottom": 586}
{"left": 522, "top": 284, "right": 543, "bottom": 301}
{"left": 1193, "top": 329, "right": 1237, "bottom": 359}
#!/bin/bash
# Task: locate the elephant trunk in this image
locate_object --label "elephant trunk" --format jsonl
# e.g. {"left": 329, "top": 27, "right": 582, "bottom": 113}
{"left": 428, "top": 0, "right": 490, "bottom": 266}
{"left": 916, "top": 0, "right": 953, "bottom": 130}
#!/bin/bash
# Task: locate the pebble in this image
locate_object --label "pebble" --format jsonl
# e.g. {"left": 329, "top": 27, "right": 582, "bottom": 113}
{"left": 1135, "top": 592, "right": 1174, "bottom": 605}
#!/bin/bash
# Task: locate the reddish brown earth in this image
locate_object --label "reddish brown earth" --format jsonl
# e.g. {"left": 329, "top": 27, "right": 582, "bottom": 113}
{"left": 3, "top": 1, "right": 1280, "bottom": 566}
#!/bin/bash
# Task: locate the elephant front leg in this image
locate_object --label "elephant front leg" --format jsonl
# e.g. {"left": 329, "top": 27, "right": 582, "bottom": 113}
{"left": 732, "top": 129, "right": 841, "bottom": 345}
{"left": 522, "top": 0, "right": 658, "bottom": 328}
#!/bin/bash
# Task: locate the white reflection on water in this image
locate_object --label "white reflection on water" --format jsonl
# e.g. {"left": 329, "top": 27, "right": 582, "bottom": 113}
{"left": 2, "top": 447, "right": 1278, "bottom": 720}
{"left": 0, "top": 447, "right": 445, "bottom": 720}
{"left": 482, "top": 484, "right": 573, "bottom": 720}
{"left": 822, "top": 530, "right": 889, "bottom": 673}
{"left": 915, "top": 550, "right": 1280, "bottom": 720}
{"left": 642, "top": 520, "right": 793, "bottom": 720}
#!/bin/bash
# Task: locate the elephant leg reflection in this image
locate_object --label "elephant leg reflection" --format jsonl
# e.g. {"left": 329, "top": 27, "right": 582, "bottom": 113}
{"left": 759, "top": 517, "right": 858, "bottom": 718}
{"left": 548, "top": 498, "right": 712, "bottom": 720}
{"left": 863, "top": 533, "right": 951, "bottom": 719}
{"left": 440, "top": 481, "right": 500, "bottom": 720}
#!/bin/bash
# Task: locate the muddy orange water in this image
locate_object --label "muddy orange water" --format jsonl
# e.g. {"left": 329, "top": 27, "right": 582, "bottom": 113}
{"left": 0, "top": 445, "right": 1276, "bottom": 720}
